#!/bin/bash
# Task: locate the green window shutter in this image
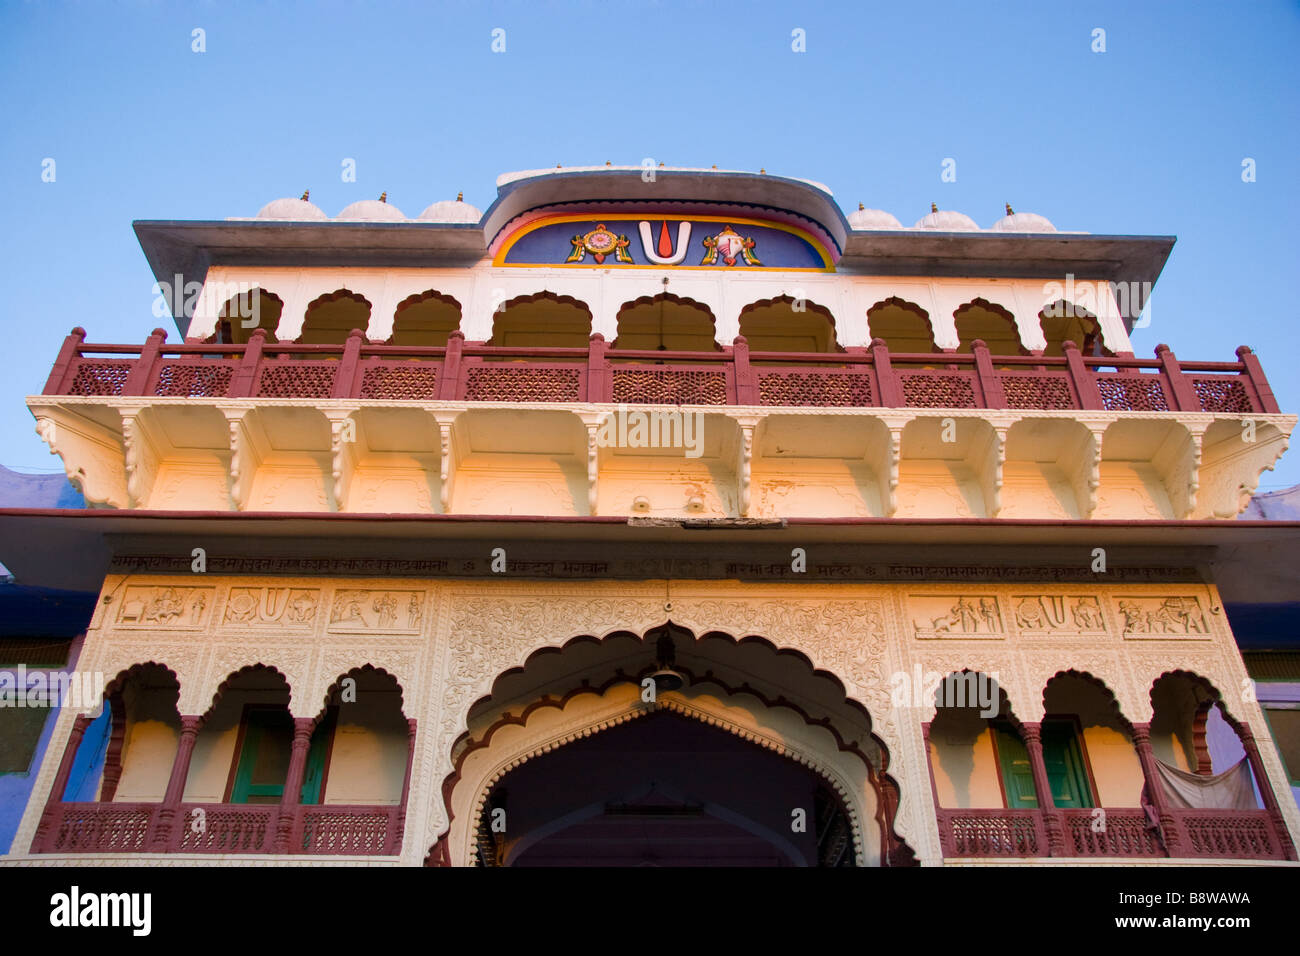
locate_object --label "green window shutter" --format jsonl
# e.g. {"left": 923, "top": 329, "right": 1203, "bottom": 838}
{"left": 230, "top": 709, "right": 293, "bottom": 804}
{"left": 1040, "top": 718, "right": 1094, "bottom": 809}
{"left": 994, "top": 719, "right": 1095, "bottom": 809}
{"left": 992, "top": 721, "right": 1038, "bottom": 808}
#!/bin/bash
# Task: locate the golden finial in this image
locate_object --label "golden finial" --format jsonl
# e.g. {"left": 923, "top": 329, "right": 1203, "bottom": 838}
{"left": 760, "top": 168, "right": 766, "bottom": 174}
{"left": 931, "top": 202, "right": 939, "bottom": 213}
{"left": 858, "top": 202, "right": 865, "bottom": 210}
{"left": 1006, "top": 203, "right": 1014, "bottom": 215}
{"left": 456, "top": 192, "right": 464, "bottom": 202}
{"left": 378, "top": 192, "right": 388, "bottom": 203}
{"left": 300, "top": 189, "right": 310, "bottom": 201}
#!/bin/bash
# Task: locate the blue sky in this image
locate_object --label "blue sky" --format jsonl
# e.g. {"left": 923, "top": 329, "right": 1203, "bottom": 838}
{"left": 1, "top": 0, "right": 1297, "bottom": 489}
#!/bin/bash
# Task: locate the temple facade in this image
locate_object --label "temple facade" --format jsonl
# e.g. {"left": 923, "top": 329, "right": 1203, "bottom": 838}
{"left": 3, "top": 166, "right": 1297, "bottom": 866}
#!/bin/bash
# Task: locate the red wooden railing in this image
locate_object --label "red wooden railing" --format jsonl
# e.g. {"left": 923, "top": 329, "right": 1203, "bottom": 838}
{"left": 935, "top": 808, "right": 1047, "bottom": 857}
{"left": 41, "top": 327, "right": 1280, "bottom": 414}
{"left": 936, "top": 806, "right": 1292, "bottom": 860}
{"left": 32, "top": 801, "right": 404, "bottom": 856}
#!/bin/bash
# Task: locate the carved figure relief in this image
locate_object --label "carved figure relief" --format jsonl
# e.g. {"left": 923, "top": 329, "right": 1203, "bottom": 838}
{"left": 911, "top": 595, "right": 1003, "bottom": 638}
{"left": 328, "top": 589, "right": 426, "bottom": 633}
{"left": 224, "top": 587, "right": 320, "bottom": 626}
{"left": 1013, "top": 595, "right": 1105, "bottom": 633}
{"left": 116, "top": 586, "right": 214, "bottom": 627}
{"left": 1117, "top": 596, "right": 1209, "bottom": 637}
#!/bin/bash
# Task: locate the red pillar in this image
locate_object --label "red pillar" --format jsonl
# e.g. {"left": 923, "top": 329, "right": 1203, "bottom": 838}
{"left": 151, "top": 715, "right": 203, "bottom": 851}
{"left": 99, "top": 695, "right": 126, "bottom": 802}
{"left": 331, "top": 327, "right": 366, "bottom": 398}
{"left": 31, "top": 714, "right": 92, "bottom": 852}
{"left": 274, "top": 717, "right": 316, "bottom": 853}
{"left": 121, "top": 327, "right": 168, "bottom": 395}
{"left": 732, "top": 336, "right": 759, "bottom": 405}
{"left": 1021, "top": 722, "right": 1065, "bottom": 856}
{"left": 1062, "top": 339, "right": 1104, "bottom": 410}
{"left": 1155, "top": 344, "right": 1201, "bottom": 412}
{"left": 229, "top": 328, "right": 267, "bottom": 397}
{"left": 1237, "top": 723, "right": 1298, "bottom": 860}
{"left": 971, "top": 340, "right": 1007, "bottom": 409}
{"left": 437, "top": 331, "right": 465, "bottom": 399}
{"left": 1130, "top": 722, "right": 1176, "bottom": 857}
{"left": 1236, "top": 346, "right": 1280, "bottom": 413}
{"left": 869, "top": 338, "right": 904, "bottom": 408}
{"left": 587, "top": 333, "right": 610, "bottom": 403}
{"left": 42, "top": 327, "right": 87, "bottom": 395}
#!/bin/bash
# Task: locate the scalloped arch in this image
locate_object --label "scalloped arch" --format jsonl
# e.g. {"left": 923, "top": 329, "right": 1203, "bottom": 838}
{"left": 444, "top": 684, "right": 874, "bottom": 867}
{"left": 101, "top": 661, "right": 181, "bottom": 712}
{"left": 203, "top": 663, "right": 292, "bottom": 720}
{"left": 1043, "top": 668, "right": 1134, "bottom": 733}
{"left": 317, "top": 663, "right": 407, "bottom": 718}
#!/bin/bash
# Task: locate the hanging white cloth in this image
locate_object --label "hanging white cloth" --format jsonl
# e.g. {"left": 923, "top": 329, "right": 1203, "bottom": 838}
{"left": 1154, "top": 757, "right": 1257, "bottom": 810}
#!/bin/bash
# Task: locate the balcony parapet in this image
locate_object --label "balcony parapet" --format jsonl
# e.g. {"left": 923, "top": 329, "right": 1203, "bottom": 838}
{"left": 936, "top": 806, "right": 1294, "bottom": 861}
{"left": 31, "top": 801, "right": 403, "bottom": 856}
{"left": 42, "top": 327, "right": 1281, "bottom": 414}
{"left": 28, "top": 328, "right": 1294, "bottom": 519}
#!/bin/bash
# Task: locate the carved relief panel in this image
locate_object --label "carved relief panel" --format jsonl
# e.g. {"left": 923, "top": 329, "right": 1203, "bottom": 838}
{"left": 328, "top": 589, "right": 427, "bottom": 634}
{"left": 113, "top": 585, "right": 215, "bottom": 628}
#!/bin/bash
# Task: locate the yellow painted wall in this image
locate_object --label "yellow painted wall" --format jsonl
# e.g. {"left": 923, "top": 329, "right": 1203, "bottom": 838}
{"left": 114, "top": 720, "right": 177, "bottom": 801}
{"left": 1046, "top": 677, "right": 1143, "bottom": 806}
{"left": 183, "top": 686, "right": 289, "bottom": 803}
{"left": 928, "top": 709, "right": 1004, "bottom": 809}
{"left": 113, "top": 684, "right": 180, "bottom": 802}
{"left": 323, "top": 694, "right": 407, "bottom": 805}
{"left": 1082, "top": 725, "right": 1142, "bottom": 806}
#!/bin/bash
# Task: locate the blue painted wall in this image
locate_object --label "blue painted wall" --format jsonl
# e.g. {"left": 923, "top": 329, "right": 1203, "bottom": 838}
{"left": 0, "top": 465, "right": 95, "bottom": 854}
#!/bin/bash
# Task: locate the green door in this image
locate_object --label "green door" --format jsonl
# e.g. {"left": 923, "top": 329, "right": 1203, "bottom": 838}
{"left": 230, "top": 709, "right": 333, "bottom": 804}
{"left": 993, "top": 719, "right": 1094, "bottom": 809}
{"left": 1041, "top": 719, "right": 1093, "bottom": 809}
{"left": 992, "top": 722, "right": 1038, "bottom": 808}
{"left": 230, "top": 709, "right": 293, "bottom": 804}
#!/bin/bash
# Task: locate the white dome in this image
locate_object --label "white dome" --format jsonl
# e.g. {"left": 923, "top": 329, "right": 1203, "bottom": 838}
{"left": 419, "top": 195, "right": 482, "bottom": 223}
{"left": 912, "top": 206, "right": 979, "bottom": 231}
{"left": 337, "top": 198, "right": 407, "bottom": 221}
{"left": 256, "top": 197, "right": 327, "bottom": 220}
{"left": 847, "top": 204, "right": 902, "bottom": 230}
{"left": 990, "top": 209, "right": 1057, "bottom": 232}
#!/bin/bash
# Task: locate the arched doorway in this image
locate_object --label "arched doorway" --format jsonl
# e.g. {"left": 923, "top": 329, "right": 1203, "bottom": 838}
{"left": 475, "top": 707, "right": 855, "bottom": 867}
{"left": 431, "top": 624, "right": 915, "bottom": 867}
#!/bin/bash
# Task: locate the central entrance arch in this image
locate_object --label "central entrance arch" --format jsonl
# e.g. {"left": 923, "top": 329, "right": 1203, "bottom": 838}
{"left": 478, "top": 707, "right": 855, "bottom": 867}
{"left": 429, "top": 624, "right": 915, "bottom": 867}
